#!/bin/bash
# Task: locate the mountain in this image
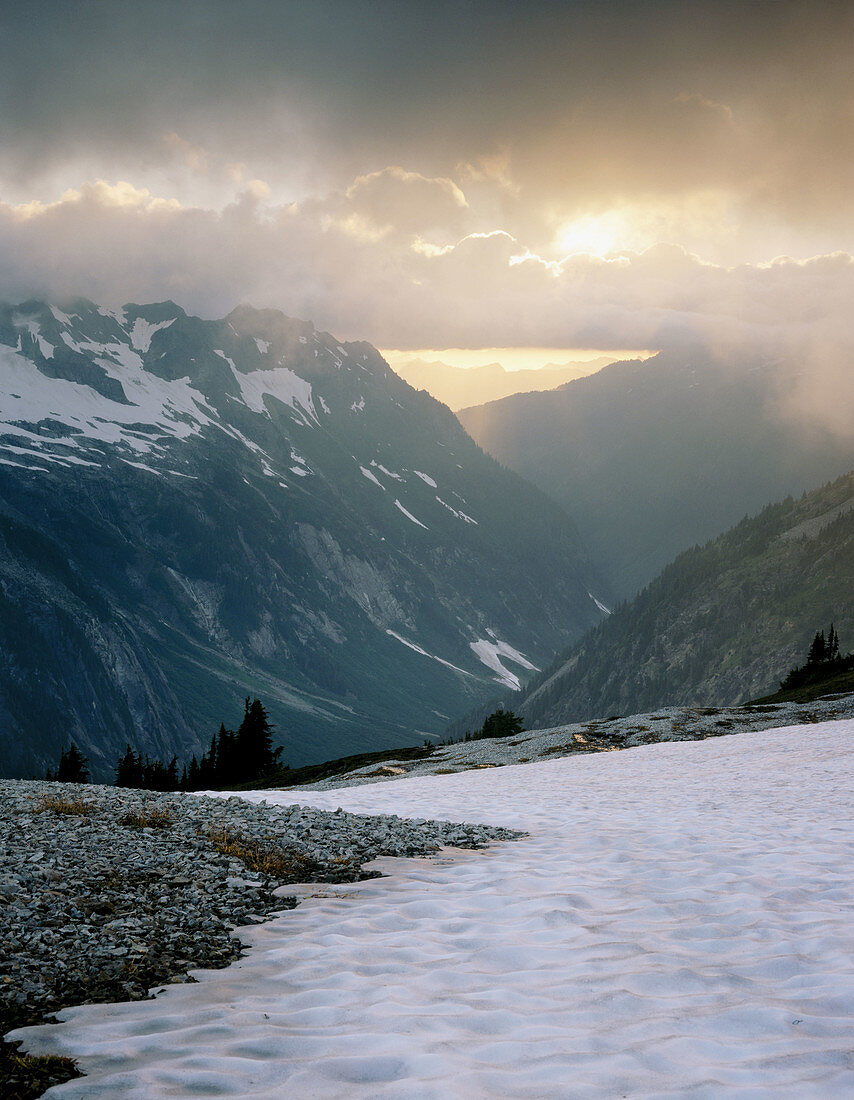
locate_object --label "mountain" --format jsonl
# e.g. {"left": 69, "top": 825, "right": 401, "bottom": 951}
{"left": 0, "top": 298, "right": 607, "bottom": 781}
{"left": 391, "top": 357, "right": 608, "bottom": 411}
{"left": 467, "top": 472, "right": 854, "bottom": 735}
{"left": 458, "top": 349, "right": 854, "bottom": 598}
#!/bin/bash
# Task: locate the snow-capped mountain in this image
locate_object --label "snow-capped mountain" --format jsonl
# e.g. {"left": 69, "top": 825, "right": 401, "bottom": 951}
{"left": 0, "top": 298, "right": 606, "bottom": 779}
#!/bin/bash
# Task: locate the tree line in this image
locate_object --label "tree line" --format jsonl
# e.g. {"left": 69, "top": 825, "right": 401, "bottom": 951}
{"left": 780, "top": 624, "right": 853, "bottom": 691}
{"left": 44, "top": 697, "right": 284, "bottom": 790}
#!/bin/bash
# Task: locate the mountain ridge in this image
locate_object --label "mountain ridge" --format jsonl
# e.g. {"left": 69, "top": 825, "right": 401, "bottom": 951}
{"left": 458, "top": 348, "right": 854, "bottom": 597}
{"left": 449, "top": 470, "right": 854, "bottom": 737}
{"left": 390, "top": 356, "right": 610, "bottom": 410}
{"left": 0, "top": 297, "right": 606, "bottom": 780}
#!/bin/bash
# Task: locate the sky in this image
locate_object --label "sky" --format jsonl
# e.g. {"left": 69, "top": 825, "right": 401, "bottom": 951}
{"left": 1, "top": 0, "right": 853, "bottom": 383}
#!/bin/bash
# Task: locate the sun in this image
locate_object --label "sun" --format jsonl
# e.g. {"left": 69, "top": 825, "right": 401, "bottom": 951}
{"left": 554, "top": 212, "right": 626, "bottom": 258}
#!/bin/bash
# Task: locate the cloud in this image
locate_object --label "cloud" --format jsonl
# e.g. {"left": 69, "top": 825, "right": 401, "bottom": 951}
{"left": 1, "top": 171, "right": 850, "bottom": 349}
{"left": 0, "top": 3, "right": 849, "bottom": 440}
{"left": 2, "top": 1, "right": 852, "bottom": 264}
{"left": 0, "top": 160, "right": 851, "bottom": 439}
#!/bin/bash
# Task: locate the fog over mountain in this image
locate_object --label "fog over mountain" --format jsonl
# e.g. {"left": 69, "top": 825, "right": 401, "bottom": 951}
{"left": 0, "top": 297, "right": 608, "bottom": 781}
{"left": 459, "top": 347, "right": 854, "bottom": 598}
{"left": 390, "top": 358, "right": 609, "bottom": 411}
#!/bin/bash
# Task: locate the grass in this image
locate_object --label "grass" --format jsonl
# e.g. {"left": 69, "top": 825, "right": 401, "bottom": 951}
{"left": 0, "top": 1040, "right": 80, "bottom": 1100}
{"left": 201, "top": 827, "right": 328, "bottom": 879}
{"left": 118, "top": 807, "right": 174, "bottom": 829}
{"left": 33, "top": 795, "right": 92, "bottom": 817}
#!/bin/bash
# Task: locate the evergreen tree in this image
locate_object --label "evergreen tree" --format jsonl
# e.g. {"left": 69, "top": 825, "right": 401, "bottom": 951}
{"left": 780, "top": 623, "right": 851, "bottom": 690}
{"left": 476, "top": 708, "right": 525, "bottom": 740}
{"left": 54, "top": 743, "right": 90, "bottom": 783}
{"left": 215, "top": 723, "right": 237, "bottom": 785}
{"left": 234, "top": 697, "right": 281, "bottom": 781}
{"left": 807, "top": 630, "right": 827, "bottom": 666}
{"left": 115, "top": 744, "right": 143, "bottom": 787}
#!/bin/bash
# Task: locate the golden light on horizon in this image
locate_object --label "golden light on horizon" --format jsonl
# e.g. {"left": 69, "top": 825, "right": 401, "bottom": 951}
{"left": 381, "top": 346, "right": 656, "bottom": 373}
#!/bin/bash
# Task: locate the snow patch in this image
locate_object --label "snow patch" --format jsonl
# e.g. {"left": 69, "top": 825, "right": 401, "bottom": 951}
{"left": 436, "top": 496, "right": 478, "bottom": 524}
{"left": 370, "top": 461, "right": 403, "bottom": 481}
{"left": 386, "top": 630, "right": 471, "bottom": 675}
{"left": 360, "top": 466, "right": 385, "bottom": 489}
{"left": 0, "top": 342, "right": 218, "bottom": 459}
{"left": 318, "top": 396, "right": 331, "bottom": 415}
{"left": 213, "top": 349, "right": 237, "bottom": 371}
{"left": 121, "top": 460, "right": 163, "bottom": 477}
{"left": 351, "top": 396, "right": 365, "bottom": 412}
{"left": 394, "top": 499, "right": 428, "bottom": 529}
{"left": 413, "top": 470, "right": 437, "bottom": 488}
{"left": 59, "top": 331, "right": 86, "bottom": 354}
{"left": 589, "top": 592, "right": 612, "bottom": 615}
{"left": 470, "top": 637, "right": 539, "bottom": 690}
{"left": 14, "top": 722, "right": 854, "bottom": 1097}
{"left": 50, "top": 306, "right": 76, "bottom": 325}
{"left": 97, "top": 305, "right": 127, "bottom": 325}
{"left": 129, "top": 317, "right": 175, "bottom": 352}
{"left": 22, "top": 323, "right": 54, "bottom": 359}
{"left": 227, "top": 364, "right": 320, "bottom": 426}
{"left": 253, "top": 338, "right": 270, "bottom": 354}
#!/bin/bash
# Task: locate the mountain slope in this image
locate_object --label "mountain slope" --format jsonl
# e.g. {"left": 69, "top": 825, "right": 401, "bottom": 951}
{"left": 492, "top": 472, "right": 854, "bottom": 733}
{"left": 0, "top": 298, "right": 606, "bottom": 780}
{"left": 458, "top": 349, "right": 854, "bottom": 598}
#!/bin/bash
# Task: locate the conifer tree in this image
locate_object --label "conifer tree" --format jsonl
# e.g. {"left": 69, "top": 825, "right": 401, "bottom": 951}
{"left": 234, "top": 697, "right": 281, "bottom": 781}
{"left": 215, "top": 722, "right": 237, "bottom": 784}
{"left": 477, "top": 708, "right": 525, "bottom": 740}
{"left": 807, "top": 630, "right": 827, "bottom": 666}
{"left": 55, "top": 743, "right": 90, "bottom": 783}
{"left": 116, "top": 744, "right": 143, "bottom": 787}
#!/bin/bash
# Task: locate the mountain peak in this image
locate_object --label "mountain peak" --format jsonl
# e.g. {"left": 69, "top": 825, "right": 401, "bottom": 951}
{"left": 226, "top": 303, "right": 315, "bottom": 344}
{"left": 0, "top": 294, "right": 605, "bottom": 781}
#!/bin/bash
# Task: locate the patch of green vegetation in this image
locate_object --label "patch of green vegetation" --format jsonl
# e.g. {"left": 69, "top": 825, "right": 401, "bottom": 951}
{"left": 748, "top": 668, "right": 854, "bottom": 705}
{"left": 239, "top": 743, "right": 435, "bottom": 790}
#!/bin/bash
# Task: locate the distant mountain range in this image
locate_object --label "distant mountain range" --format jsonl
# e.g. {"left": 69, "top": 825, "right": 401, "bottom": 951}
{"left": 459, "top": 349, "right": 854, "bottom": 598}
{"left": 391, "top": 357, "right": 611, "bottom": 411}
{"left": 0, "top": 298, "right": 607, "bottom": 781}
{"left": 450, "top": 471, "right": 854, "bottom": 736}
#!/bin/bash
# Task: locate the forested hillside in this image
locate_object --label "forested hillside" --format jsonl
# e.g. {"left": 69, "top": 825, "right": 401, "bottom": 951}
{"left": 451, "top": 472, "right": 854, "bottom": 735}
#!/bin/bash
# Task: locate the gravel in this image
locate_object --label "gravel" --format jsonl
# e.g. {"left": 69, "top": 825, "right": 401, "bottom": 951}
{"left": 0, "top": 780, "right": 519, "bottom": 1046}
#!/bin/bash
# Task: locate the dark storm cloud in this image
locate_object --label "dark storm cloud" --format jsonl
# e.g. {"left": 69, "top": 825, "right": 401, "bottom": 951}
{"left": 3, "top": 0, "right": 853, "bottom": 228}
{"left": 1, "top": 0, "right": 853, "bottom": 438}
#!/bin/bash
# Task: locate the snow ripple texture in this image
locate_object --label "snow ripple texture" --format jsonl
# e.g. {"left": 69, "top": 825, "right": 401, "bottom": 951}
{"left": 15, "top": 719, "right": 854, "bottom": 1098}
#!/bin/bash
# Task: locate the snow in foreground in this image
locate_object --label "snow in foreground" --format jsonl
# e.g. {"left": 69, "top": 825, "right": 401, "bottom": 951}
{"left": 15, "top": 720, "right": 854, "bottom": 1098}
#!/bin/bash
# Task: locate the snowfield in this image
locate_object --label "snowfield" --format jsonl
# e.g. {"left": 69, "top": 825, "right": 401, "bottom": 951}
{"left": 14, "top": 719, "right": 854, "bottom": 1098}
